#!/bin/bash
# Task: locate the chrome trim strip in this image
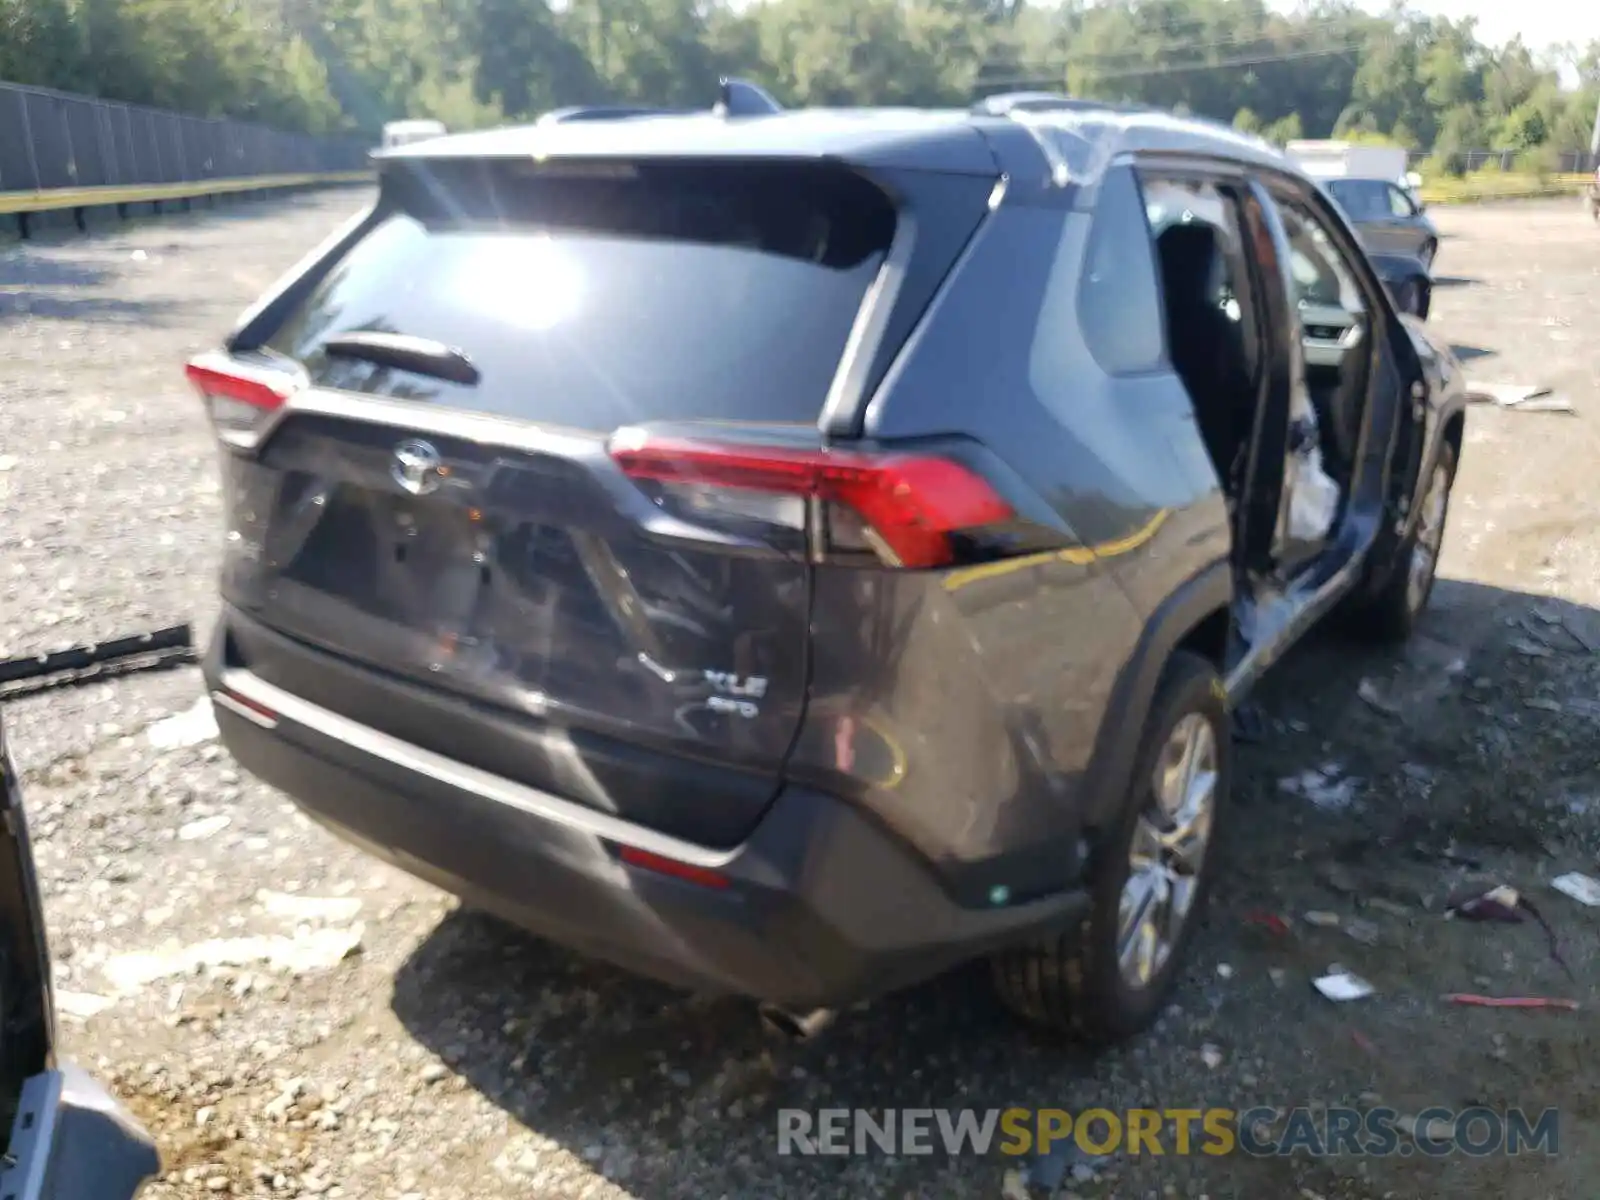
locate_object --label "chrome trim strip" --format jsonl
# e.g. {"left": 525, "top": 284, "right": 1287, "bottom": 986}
{"left": 218, "top": 668, "right": 738, "bottom": 870}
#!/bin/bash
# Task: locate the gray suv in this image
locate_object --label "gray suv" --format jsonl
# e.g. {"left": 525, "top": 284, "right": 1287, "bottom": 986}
{"left": 1324, "top": 175, "right": 1439, "bottom": 267}
{"left": 190, "top": 90, "right": 1466, "bottom": 1044}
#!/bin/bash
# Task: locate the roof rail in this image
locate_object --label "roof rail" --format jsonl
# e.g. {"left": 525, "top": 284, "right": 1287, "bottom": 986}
{"left": 536, "top": 105, "right": 680, "bottom": 126}
{"left": 536, "top": 79, "right": 783, "bottom": 127}
{"left": 713, "top": 77, "right": 784, "bottom": 117}
{"left": 972, "top": 92, "right": 1107, "bottom": 116}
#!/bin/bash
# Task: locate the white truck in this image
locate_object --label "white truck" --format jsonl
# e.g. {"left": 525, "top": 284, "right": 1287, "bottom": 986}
{"left": 380, "top": 119, "right": 448, "bottom": 152}
{"left": 1286, "top": 139, "right": 1420, "bottom": 199}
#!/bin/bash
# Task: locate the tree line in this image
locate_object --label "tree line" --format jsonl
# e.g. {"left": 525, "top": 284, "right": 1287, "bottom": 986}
{"left": 3, "top": 0, "right": 1597, "bottom": 173}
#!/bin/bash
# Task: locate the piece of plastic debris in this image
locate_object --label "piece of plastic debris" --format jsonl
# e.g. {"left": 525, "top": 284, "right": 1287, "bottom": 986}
{"left": 1510, "top": 638, "right": 1554, "bottom": 658}
{"left": 1304, "top": 911, "right": 1342, "bottom": 928}
{"left": 1000, "top": 1168, "right": 1031, "bottom": 1200}
{"left": 1287, "top": 443, "right": 1341, "bottom": 541}
{"left": 177, "top": 814, "right": 231, "bottom": 842}
{"left": 130, "top": 249, "right": 148, "bottom": 261}
{"left": 1344, "top": 918, "right": 1381, "bottom": 946}
{"left": 1244, "top": 910, "right": 1290, "bottom": 936}
{"left": 56, "top": 990, "right": 116, "bottom": 1020}
{"left": 1200, "top": 1043, "right": 1224, "bottom": 1069}
{"left": 1313, "top": 970, "right": 1374, "bottom": 1002}
{"left": 1216, "top": 962, "right": 1235, "bottom": 980}
{"left": 1465, "top": 382, "right": 1576, "bottom": 413}
{"left": 1268, "top": 967, "right": 1287, "bottom": 988}
{"left": 1278, "top": 766, "right": 1360, "bottom": 811}
{"left": 1356, "top": 678, "right": 1401, "bottom": 715}
{"left": 1551, "top": 873, "right": 1600, "bottom": 907}
{"left": 1365, "top": 897, "right": 1411, "bottom": 918}
{"left": 1450, "top": 884, "right": 1524, "bottom": 923}
{"left": 256, "top": 890, "right": 364, "bottom": 924}
{"left": 147, "top": 698, "right": 219, "bottom": 750}
{"left": 0, "top": 455, "right": 16, "bottom": 472}
{"left": 1399, "top": 1113, "right": 1458, "bottom": 1142}
{"left": 102, "top": 925, "right": 364, "bottom": 993}
{"left": 1444, "top": 994, "right": 1579, "bottom": 1011}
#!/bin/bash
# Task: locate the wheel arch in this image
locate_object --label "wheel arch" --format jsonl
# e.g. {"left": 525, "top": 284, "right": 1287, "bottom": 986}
{"left": 1080, "top": 560, "right": 1233, "bottom": 843}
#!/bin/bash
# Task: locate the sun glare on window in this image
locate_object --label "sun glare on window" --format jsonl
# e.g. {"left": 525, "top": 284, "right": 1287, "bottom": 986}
{"left": 454, "top": 233, "right": 585, "bottom": 331}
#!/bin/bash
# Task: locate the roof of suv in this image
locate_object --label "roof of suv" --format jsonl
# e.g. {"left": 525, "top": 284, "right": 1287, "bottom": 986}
{"left": 376, "top": 99, "right": 1297, "bottom": 186}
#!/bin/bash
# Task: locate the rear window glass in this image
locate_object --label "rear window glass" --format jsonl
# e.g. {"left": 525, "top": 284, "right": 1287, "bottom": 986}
{"left": 1326, "top": 179, "right": 1387, "bottom": 220}
{"left": 265, "top": 160, "right": 895, "bottom": 430}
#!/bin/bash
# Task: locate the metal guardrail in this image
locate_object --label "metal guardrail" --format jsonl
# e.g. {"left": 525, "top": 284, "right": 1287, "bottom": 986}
{"left": 0, "top": 171, "right": 371, "bottom": 216}
{"left": 1, "top": 79, "right": 372, "bottom": 235}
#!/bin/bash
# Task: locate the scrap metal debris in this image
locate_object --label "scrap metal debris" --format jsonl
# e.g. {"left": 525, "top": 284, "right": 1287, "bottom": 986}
{"left": 1449, "top": 884, "right": 1523, "bottom": 923}
{"left": 1551, "top": 872, "right": 1600, "bottom": 907}
{"left": 55, "top": 989, "right": 117, "bottom": 1021}
{"left": 1244, "top": 910, "right": 1290, "bottom": 936}
{"left": 1444, "top": 994, "right": 1580, "bottom": 1012}
{"left": 1356, "top": 678, "right": 1403, "bottom": 715}
{"left": 1447, "top": 884, "right": 1572, "bottom": 979}
{"left": 148, "top": 697, "right": 219, "bottom": 750}
{"left": 103, "top": 924, "right": 365, "bottom": 993}
{"left": 257, "top": 890, "right": 364, "bottom": 924}
{"left": 1313, "top": 968, "right": 1374, "bottom": 1002}
{"left": 1465, "top": 382, "right": 1576, "bottom": 414}
{"left": 176, "top": 814, "right": 231, "bottom": 842}
{"left": 0, "top": 624, "right": 196, "bottom": 699}
{"left": 1278, "top": 764, "right": 1361, "bottom": 811}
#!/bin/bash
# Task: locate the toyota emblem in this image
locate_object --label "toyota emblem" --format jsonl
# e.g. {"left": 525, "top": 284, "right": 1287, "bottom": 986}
{"left": 391, "top": 439, "right": 443, "bottom": 496}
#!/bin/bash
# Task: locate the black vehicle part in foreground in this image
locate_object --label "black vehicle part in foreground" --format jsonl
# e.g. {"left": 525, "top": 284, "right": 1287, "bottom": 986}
{"left": 0, "top": 716, "right": 160, "bottom": 1198}
{"left": 193, "top": 93, "right": 1467, "bottom": 1042}
{"left": 0, "top": 625, "right": 195, "bottom": 699}
{"left": 1368, "top": 251, "right": 1433, "bottom": 320}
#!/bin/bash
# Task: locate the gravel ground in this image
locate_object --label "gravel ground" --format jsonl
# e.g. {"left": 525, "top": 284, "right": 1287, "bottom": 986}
{"left": 3, "top": 192, "right": 1599, "bottom": 1200}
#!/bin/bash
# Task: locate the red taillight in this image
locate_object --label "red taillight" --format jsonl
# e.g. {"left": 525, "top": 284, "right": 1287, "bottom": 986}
{"left": 185, "top": 352, "right": 300, "bottom": 450}
{"left": 610, "top": 433, "right": 1013, "bottom": 569}
{"left": 618, "top": 845, "right": 731, "bottom": 890}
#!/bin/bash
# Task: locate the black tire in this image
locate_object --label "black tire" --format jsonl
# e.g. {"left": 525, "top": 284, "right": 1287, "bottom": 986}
{"left": 1350, "top": 441, "right": 1457, "bottom": 642}
{"left": 991, "top": 651, "right": 1231, "bottom": 1043}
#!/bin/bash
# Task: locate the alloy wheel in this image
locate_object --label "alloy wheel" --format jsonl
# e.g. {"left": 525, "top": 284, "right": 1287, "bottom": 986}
{"left": 1116, "top": 712, "right": 1218, "bottom": 989}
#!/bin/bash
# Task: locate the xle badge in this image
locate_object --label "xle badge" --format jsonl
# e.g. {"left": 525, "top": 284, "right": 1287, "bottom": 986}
{"left": 704, "top": 671, "right": 767, "bottom": 719}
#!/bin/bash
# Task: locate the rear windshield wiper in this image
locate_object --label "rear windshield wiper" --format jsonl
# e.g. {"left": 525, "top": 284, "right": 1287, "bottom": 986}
{"left": 321, "top": 331, "right": 480, "bottom": 386}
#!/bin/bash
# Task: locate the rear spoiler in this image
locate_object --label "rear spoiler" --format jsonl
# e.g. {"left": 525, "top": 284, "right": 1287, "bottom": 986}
{"left": 537, "top": 78, "right": 783, "bottom": 126}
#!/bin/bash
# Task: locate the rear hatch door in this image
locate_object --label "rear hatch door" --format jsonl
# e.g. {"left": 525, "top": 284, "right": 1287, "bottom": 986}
{"left": 217, "top": 153, "right": 965, "bottom": 846}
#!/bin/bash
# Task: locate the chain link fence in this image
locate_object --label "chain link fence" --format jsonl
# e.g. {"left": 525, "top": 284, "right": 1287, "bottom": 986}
{"left": 1405, "top": 148, "right": 1598, "bottom": 174}
{"left": 0, "top": 79, "right": 370, "bottom": 194}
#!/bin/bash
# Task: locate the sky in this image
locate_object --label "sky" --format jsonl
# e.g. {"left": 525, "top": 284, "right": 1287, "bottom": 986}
{"left": 1272, "top": 0, "right": 1600, "bottom": 60}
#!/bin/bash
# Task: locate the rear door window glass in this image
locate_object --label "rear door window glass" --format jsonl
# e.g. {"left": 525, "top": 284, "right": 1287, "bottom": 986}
{"left": 265, "top": 160, "right": 896, "bottom": 430}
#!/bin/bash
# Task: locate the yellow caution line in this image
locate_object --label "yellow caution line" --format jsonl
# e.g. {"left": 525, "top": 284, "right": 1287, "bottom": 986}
{"left": 0, "top": 171, "right": 372, "bottom": 215}
{"left": 943, "top": 507, "right": 1170, "bottom": 592}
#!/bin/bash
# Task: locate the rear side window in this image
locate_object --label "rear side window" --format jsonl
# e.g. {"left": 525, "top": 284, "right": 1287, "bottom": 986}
{"left": 265, "top": 160, "right": 896, "bottom": 430}
{"left": 1075, "top": 165, "right": 1165, "bottom": 375}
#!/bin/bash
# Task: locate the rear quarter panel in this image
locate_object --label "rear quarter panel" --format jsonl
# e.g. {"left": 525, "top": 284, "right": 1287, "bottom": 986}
{"left": 787, "top": 199, "right": 1230, "bottom": 904}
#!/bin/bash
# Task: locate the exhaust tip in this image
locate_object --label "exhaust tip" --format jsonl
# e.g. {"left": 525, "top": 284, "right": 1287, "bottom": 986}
{"left": 758, "top": 1003, "right": 837, "bottom": 1042}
